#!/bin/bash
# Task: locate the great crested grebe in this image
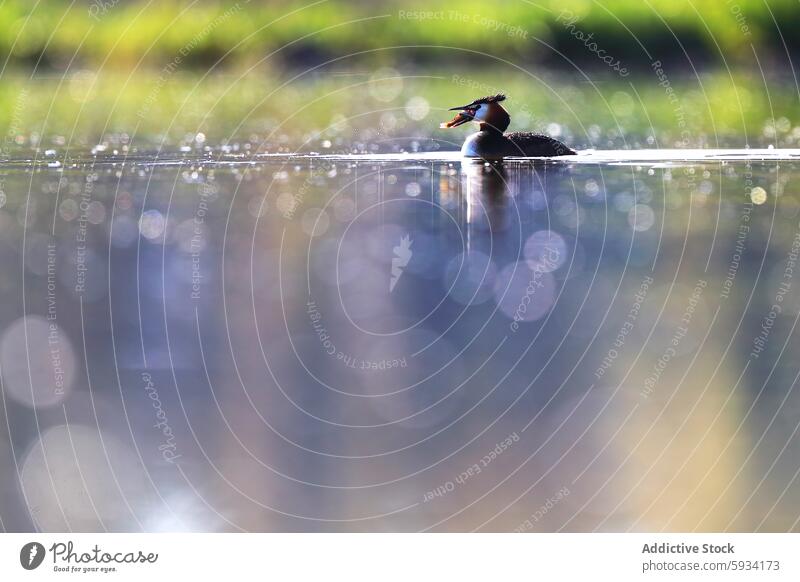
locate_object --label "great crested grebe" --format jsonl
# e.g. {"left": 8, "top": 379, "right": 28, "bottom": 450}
{"left": 441, "top": 94, "right": 576, "bottom": 159}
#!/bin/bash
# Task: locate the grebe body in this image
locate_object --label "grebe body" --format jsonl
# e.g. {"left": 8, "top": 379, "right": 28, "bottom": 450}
{"left": 441, "top": 94, "right": 575, "bottom": 159}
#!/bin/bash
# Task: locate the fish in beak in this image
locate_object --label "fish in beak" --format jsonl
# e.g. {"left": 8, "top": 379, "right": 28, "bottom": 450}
{"left": 440, "top": 104, "right": 477, "bottom": 128}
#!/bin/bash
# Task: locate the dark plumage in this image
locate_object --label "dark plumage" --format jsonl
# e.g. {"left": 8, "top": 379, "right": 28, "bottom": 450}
{"left": 464, "top": 94, "right": 507, "bottom": 106}
{"left": 505, "top": 132, "right": 576, "bottom": 157}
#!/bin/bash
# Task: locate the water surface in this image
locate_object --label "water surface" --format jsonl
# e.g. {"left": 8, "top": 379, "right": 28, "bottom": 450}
{"left": 2, "top": 149, "right": 800, "bottom": 532}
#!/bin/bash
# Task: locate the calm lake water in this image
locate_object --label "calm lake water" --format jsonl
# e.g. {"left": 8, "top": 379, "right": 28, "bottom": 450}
{"left": 2, "top": 148, "right": 800, "bottom": 532}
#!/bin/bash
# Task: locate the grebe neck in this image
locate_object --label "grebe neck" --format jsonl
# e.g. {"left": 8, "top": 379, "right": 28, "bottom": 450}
{"left": 479, "top": 103, "right": 511, "bottom": 134}
{"left": 479, "top": 123, "right": 505, "bottom": 134}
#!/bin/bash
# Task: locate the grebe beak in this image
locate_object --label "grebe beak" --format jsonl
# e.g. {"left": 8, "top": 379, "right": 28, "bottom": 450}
{"left": 440, "top": 104, "right": 476, "bottom": 129}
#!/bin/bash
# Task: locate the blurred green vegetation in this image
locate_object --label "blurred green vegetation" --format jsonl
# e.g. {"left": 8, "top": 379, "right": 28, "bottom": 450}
{"left": 0, "top": 69, "right": 795, "bottom": 149}
{"left": 0, "top": 0, "right": 797, "bottom": 69}
{"left": 0, "top": 1, "right": 794, "bottom": 148}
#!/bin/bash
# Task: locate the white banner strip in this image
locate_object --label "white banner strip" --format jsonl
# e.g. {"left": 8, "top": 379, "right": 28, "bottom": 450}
{"left": 1, "top": 533, "right": 797, "bottom": 581}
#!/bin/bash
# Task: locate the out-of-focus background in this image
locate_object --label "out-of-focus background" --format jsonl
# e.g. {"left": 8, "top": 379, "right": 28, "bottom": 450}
{"left": 0, "top": 0, "right": 797, "bottom": 148}
{"left": 1, "top": 1, "right": 800, "bottom": 534}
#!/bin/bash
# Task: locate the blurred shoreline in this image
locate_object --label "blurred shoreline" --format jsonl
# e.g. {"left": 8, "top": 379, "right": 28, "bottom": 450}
{"left": 3, "top": 0, "right": 798, "bottom": 71}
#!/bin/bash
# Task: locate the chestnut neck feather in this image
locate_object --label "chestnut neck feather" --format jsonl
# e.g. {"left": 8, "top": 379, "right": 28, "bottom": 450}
{"left": 479, "top": 103, "right": 511, "bottom": 134}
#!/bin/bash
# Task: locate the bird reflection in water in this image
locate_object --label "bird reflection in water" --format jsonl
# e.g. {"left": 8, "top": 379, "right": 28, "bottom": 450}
{"left": 463, "top": 160, "right": 511, "bottom": 234}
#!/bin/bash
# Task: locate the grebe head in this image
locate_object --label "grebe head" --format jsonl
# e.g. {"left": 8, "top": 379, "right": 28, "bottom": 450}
{"left": 440, "top": 93, "right": 510, "bottom": 132}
